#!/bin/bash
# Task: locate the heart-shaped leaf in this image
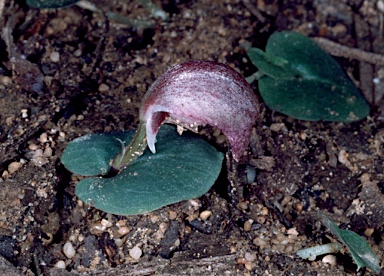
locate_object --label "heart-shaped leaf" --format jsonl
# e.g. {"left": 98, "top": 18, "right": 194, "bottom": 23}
{"left": 61, "top": 125, "right": 224, "bottom": 215}
{"left": 61, "top": 132, "right": 134, "bottom": 176}
{"left": 247, "top": 31, "right": 370, "bottom": 122}
{"left": 27, "top": 0, "right": 79, "bottom": 9}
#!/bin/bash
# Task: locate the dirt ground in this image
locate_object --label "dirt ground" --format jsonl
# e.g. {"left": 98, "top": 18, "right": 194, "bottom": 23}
{"left": 0, "top": 0, "right": 383, "bottom": 275}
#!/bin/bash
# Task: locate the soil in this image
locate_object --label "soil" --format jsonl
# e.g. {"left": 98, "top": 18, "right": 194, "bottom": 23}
{"left": 0, "top": 0, "right": 383, "bottom": 275}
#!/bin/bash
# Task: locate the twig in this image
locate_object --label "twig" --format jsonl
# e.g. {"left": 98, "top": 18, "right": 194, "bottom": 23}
{"left": 242, "top": 0, "right": 266, "bottom": 23}
{"left": 313, "top": 37, "right": 384, "bottom": 66}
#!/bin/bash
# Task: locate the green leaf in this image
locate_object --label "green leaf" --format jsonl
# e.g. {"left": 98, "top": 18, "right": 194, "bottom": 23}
{"left": 247, "top": 31, "right": 370, "bottom": 122}
{"left": 61, "top": 132, "right": 134, "bottom": 176}
{"left": 62, "top": 125, "right": 224, "bottom": 215}
{"left": 27, "top": 0, "right": 79, "bottom": 9}
{"left": 321, "top": 214, "right": 381, "bottom": 273}
{"left": 247, "top": 48, "right": 291, "bottom": 79}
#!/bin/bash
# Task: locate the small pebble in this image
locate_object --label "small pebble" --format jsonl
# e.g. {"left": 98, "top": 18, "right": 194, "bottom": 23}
{"left": 129, "top": 246, "right": 142, "bottom": 260}
{"left": 149, "top": 215, "right": 159, "bottom": 223}
{"left": 50, "top": 51, "right": 60, "bottom": 62}
{"left": 174, "top": 238, "right": 180, "bottom": 247}
{"left": 245, "top": 252, "right": 256, "bottom": 262}
{"left": 284, "top": 244, "right": 294, "bottom": 253}
{"left": 44, "top": 146, "right": 53, "bottom": 157}
{"left": 117, "top": 226, "right": 130, "bottom": 236}
{"left": 8, "top": 162, "right": 22, "bottom": 174}
{"left": 159, "top": 222, "right": 168, "bottom": 233}
{"left": 74, "top": 49, "right": 82, "bottom": 57}
{"left": 253, "top": 237, "right": 268, "bottom": 248}
{"left": 63, "top": 241, "right": 76, "bottom": 259}
{"left": 287, "top": 228, "right": 298, "bottom": 236}
{"left": 98, "top": 83, "right": 110, "bottom": 93}
{"left": 260, "top": 207, "right": 268, "bottom": 216}
{"left": 215, "top": 135, "right": 226, "bottom": 144}
{"left": 44, "top": 76, "right": 53, "bottom": 86}
{"left": 39, "top": 133, "right": 48, "bottom": 143}
{"left": 212, "top": 129, "right": 221, "bottom": 137}
{"left": 360, "top": 173, "right": 371, "bottom": 183}
{"left": 21, "top": 109, "right": 28, "bottom": 118}
{"left": 271, "top": 244, "right": 286, "bottom": 252}
{"left": 322, "top": 254, "right": 337, "bottom": 266}
{"left": 364, "top": 228, "right": 374, "bottom": 237}
{"left": 168, "top": 211, "right": 177, "bottom": 220}
{"left": 54, "top": 260, "right": 66, "bottom": 269}
{"left": 244, "top": 220, "right": 252, "bottom": 232}
{"left": 91, "top": 221, "right": 106, "bottom": 234}
{"left": 5, "top": 116, "right": 15, "bottom": 126}
{"left": 116, "top": 220, "right": 126, "bottom": 227}
{"left": 270, "top": 123, "right": 287, "bottom": 132}
{"left": 114, "top": 238, "right": 124, "bottom": 247}
{"left": 244, "top": 261, "right": 255, "bottom": 271}
{"left": 280, "top": 195, "right": 291, "bottom": 207}
{"left": 101, "top": 218, "right": 112, "bottom": 228}
{"left": 199, "top": 210, "right": 212, "bottom": 221}
{"left": 153, "top": 229, "right": 164, "bottom": 241}
{"left": 256, "top": 216, "right": 266, "bottom": 224}
{"left": 238, "top": 201, "right": 249, "bottom": 210}
{"left": 0, "top": 76, "right": 12, "bottom": 85}
{"left": 28, "top": 143, "right": 39, "bottom": 151}
{"left": 338, "top": 149, "right": 349, "bottom": 164}
{"left": 237, "top": 257, "right": 247, "bottom": 264}
{"left": 78, "top": 235, "right": 84, "bottom": 242}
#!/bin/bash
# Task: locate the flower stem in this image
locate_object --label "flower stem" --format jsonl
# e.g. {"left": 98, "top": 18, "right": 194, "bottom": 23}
{"left": 110, "top": 122, "right": 148, "bottom": 172}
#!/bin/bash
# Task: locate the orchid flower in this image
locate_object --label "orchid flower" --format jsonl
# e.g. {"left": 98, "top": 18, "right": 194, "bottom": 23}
{"left": 111, "top": 61, "right": 259, "bottom": 172}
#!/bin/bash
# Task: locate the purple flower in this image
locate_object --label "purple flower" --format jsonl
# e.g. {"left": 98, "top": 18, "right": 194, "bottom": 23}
{"left": 140, "top": 61, "right": 259, "bottom": 161}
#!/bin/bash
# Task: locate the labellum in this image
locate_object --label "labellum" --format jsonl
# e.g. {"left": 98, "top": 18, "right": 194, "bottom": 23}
{"left": 111, "top": 60, "right": 259, "bottom": 171}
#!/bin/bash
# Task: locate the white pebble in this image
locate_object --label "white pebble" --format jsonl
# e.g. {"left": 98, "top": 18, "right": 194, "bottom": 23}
{"left": 28, "top": 143, "right": 39, "bottom": 150}
{"left": 199, "top": 210, "right": 212, "bottom": 221}
{"left": 0, "top": 76, "right": 12, "bottom": 85}
{"left": 39, "top": 133, "right": 48, "bottom": 143}
{"left": 8, "top": 162, "right": 22, "bottom": 174}
{"left": 117, "top": 226, "right": 130, "bottom": 236}
{"left": 114, "top": 238, "right": 124, "bottom": 247}
{"left": 50, "top": 51, "right": 60, "bottom": 62}
{"left": 63, "top": 241, "right": 76, "bottom": 259}
{"left": 338, "top": 149, "right": 348, "bottom": 164}
{"left": 322, "top": 254, "right": 337, "bottom": 266}
{"left": 245, "top": 252, "right": 256, "bottom": 262}
{"left": 54, "top": 260, "right": 66, "bottom": 269}
{"left": 76, "top": 114, "right": 84, "bottom": 121}
{"left": 129, "top": 246, "right": 142, "bottom": 260}
{"left": 378, "top": 0, "right": 384, "bottom": 13}
{"left": 74, "top": 49, "right": 82, "bottom": 57}
{"left": 21, "top": 109, "right": 28, "bottom": 118}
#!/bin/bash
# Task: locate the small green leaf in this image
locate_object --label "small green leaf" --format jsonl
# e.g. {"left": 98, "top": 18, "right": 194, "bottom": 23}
{"left": 247, "top": 31, "right": 370, "bottom": 122}
{"left": 62, "top": 125, "right": 224, "bottom": 215}
{"left": 27, "top": 0, "right": 79, "bottom": 9}
{"left": 321, "top": 214, "right": 381, "bottom": 273}
{"left": 247, "top": 48, "right": 291, "bottom": 79}
{"left": 61, "top": 132, "right": 134, "bottom": 176}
